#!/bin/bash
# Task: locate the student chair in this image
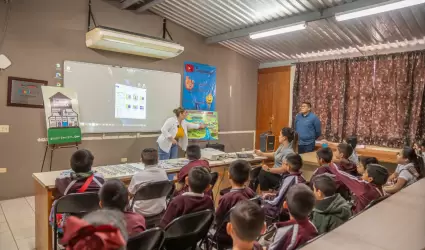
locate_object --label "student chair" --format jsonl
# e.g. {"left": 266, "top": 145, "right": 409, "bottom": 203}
{"left": 365, "top": 195, "right": 389, "bottom": 210}
{"left": 210, "top": 172, "right": 219, "bottom": 202}
{"left": 52, "top": 192, "right": 100, "bottom": 250}
{"left": 163, "top": 209, "right": 215, "bottom": 250}
{"left": 130, "top": 180, "right": 174, "bottom": 228}
{"left": 249, "top": 166, "right": 262, "bottom": 192}
{"left": 127, "top": 227, "right": 165, "bottom": 250}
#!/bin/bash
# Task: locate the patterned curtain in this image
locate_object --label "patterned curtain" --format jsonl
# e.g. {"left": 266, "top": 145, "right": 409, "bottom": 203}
{"left": 292, "top": 51, "right": 425, "bottom": 147}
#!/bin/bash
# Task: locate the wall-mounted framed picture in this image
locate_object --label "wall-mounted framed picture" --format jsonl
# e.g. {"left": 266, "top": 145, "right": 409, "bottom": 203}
{"left": 7, "top": 77, "right": 48, "bottom": 108}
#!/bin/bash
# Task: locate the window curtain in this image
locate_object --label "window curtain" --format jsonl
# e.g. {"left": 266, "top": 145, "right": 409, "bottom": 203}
{"left": 292, "top": 51, "right": 425, "bottom": 147}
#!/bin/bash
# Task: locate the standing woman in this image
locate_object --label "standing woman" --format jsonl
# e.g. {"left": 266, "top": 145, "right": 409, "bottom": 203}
{"left": 157, "top": 107, "right": 205, "bottom": 160}
{"left": 255, "top": 127, "right": 298, "bottom": 191}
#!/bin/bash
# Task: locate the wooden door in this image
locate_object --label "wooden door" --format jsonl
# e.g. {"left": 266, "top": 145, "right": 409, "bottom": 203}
{"left": 256, "top": 67, "right": 291, "bottom": 149}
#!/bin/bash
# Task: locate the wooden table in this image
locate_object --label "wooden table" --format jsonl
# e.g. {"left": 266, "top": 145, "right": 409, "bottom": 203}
{"left": 315, "top": 142, "right": 399, "bottom": 164}
{"left": 302, "top": 178, "right": 425, "bottom": 250}
{"left": 32, "top": 155, "right": 269, "bottom": 250}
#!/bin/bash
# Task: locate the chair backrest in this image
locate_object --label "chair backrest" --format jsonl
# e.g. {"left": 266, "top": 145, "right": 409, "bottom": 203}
{"left": 366, "top": 195, "right": 389, "bottom": 210}
{"left": 127, "top": 227, "right": 165, "bottom": 250}
{"left": 54, "top": 192, "right": 100, "bottom": 214}
{"left": 164, "top": 209, "right": 214, "bottom": 250}
{"left": 210, "top": 172, "right": 219, "bottom": 187}
{"left": 131, "top": 180, "right": 174, "bottom": 208}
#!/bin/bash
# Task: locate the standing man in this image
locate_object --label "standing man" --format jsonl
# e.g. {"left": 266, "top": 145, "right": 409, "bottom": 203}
{"left": 294, "top": 102, "right": 321, "bottom": 154}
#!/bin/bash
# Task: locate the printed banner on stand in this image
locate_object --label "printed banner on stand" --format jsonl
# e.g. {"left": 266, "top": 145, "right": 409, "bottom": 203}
{"left": 41, "top": 86, "right": 81, "bottom": 145}
{"left": 182, "top": 62, "right": 216, "bottom": 111}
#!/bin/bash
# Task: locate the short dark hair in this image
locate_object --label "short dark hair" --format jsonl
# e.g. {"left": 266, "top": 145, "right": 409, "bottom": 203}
{"left": 70, "top": 149, "right": 94, "bottom": 173}
{"left": 286, "top": 153, "right": 303, "bottom": 172}
{"left": 316, "top": 147, "right": 333, "bottom": 163}
{"left": 99, "top": 179, "right": 128, "bottom": 211}
{"left": 366, "top": 164, "right": 389, "bottom": 186}
{"left": 286, "top": 184, "right": 315, "bottom": 220}
{"left": 312, "top": 174, "right": 336, "bottom": 197}
{"left": 186, "top": 145, "right": 201, "bottom": 160}
{"left": 345, "top": 136, "right": 358, "bottom": 149}
{"left": 337, "top": 143, "right": 353, "bottom": 159}
{"left": 141, "top": 148, "right": 158, "bottom": 165}
{"left": 229, "top": 160, "right": 251, "bottom": 185}
{"left": 188, "top": 167, "right": 212, "bottom": 193}
{"left": 230, "top": 200, "right": 265, "bottom": 242}
{"left": 302, "top": 102, "right": 312, "bottom": 108}
{"left": 360, "top": 157, "right": 378, "bottom": 167}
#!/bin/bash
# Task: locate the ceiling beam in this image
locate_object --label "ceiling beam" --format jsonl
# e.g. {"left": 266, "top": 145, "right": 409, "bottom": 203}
{"left": 136, "top": 0, "right": 166, "bottom": 12}
{"left": 120, "top": 0, "right": 140, "bottom": 9}
{"left": 205, "top": 0, "right": 392, "bottom": 44}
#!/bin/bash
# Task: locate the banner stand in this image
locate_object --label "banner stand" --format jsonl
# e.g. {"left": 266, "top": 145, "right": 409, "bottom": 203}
{"left": 40, "top": 143, "right": 79, "bottom": 172}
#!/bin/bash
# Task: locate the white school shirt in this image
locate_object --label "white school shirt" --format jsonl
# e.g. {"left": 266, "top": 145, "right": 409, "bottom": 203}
{"left": 128, "top": 164, "right": 169, "bottom": 216}
{"left": 157, "top": 116, "right": 200, "bottom": 153}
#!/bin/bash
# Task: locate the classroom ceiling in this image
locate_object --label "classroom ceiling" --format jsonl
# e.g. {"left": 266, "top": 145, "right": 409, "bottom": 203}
{"left": 119, "top": 0, "right": 425, "bottom": 63}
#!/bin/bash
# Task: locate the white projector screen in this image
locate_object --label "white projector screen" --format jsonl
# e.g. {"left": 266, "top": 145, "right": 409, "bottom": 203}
{"left": 64, "top": 61, "right": 181, "bottom": 133}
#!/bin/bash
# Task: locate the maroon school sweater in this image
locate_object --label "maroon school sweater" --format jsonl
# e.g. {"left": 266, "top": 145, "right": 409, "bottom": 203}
{"left": 309, "top": 164, "right": 351, "bottom": 199}
{"left": 215, "top": 187, "right": 256, "bottom": 246}
{"left": 336, "top": 159, "right": 359, "bottom": 176}
{"left": 269, "top": 219, "right": 318, "bottom": 250}
{"left": 328, "top": 165, "right": 385, "bottom": 214}
{"left": 177, "top": 159, "right": 210, "bottom": 182}
{"left": 124, "top": 211, "right": 146, "bottom": 237}
{"left": 160, "top": 192, "right": 214, "bottom": 228}
{"left": 54, "top": 170, "right": 105, "bottom": 199}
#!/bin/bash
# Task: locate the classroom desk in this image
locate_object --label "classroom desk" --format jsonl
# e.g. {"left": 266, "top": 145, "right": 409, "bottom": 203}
{"left": 302, "top": 178, "right": 425, "bottom": 250}
{"left": 315, "top": 142, "right": 399, "bottom": 164}
{"left": 32, "top": 155, "right": 270, "bottom": 250}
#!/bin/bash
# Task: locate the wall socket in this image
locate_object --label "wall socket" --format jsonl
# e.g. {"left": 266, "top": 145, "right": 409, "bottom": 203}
{"left": 0, "top": 125, "right": 9, "bottom": 133}
{"left": 120, "top": 158, "right": 127, "bottom": 163}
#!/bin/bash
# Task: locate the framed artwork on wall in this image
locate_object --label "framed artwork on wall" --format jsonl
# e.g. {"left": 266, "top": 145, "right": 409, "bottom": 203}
{"left": 7, "top": 77, "right": 48, "bottom": 108}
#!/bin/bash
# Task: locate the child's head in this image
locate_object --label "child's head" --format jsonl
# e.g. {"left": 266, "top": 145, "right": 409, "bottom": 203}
{"left": 141, "top": 148, "right": 158, "bottom": 165}
{"left": 99, "top": 179, "right": 128, "bottom": 211}
{"left": 226, "top": 200, "right": 265, "bottom": 247}
{"left": 282, "top": 153, "right": 303, "bottom": 173}
{"left": 312, "top": 174, "right": 336, "bottom": 201}
{"left": 284, "top": 184, "right": 315, "bottom": 220}
{"left": 187, "top": 167, "right": 212, "bottom": 194}
{"left": 70, "top": 149, "right": 94, "bottom": 173}
{"left": 336, "top": 143, "right": 353, "bottom": 160}
{"left": 316, "top": 147, "right": 333, "bottom": 165}
{"left": 344, "top": 136, "right": 357, "bottom": 150}
{"left": 397, "top": 147, "right": 425, "bottom": 178}
{"left": 229, "top": 160, "right": 251, "bottom": 186}
{"left": 357, "top": 157, "right": 378, "bottom": 175}
{"left": 186, "top": 145, "right": 201, "bottom": 161}
{"left": 361, "top": 164, "right": 389, "bottom": 186}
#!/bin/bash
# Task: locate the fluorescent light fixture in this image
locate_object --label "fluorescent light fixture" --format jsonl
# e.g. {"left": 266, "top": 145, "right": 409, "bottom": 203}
{"left": 336, "top": 0, "right": 425, "bottom": 21}
{"left": 249, "top": 22, "right": 306, "bottom": 39}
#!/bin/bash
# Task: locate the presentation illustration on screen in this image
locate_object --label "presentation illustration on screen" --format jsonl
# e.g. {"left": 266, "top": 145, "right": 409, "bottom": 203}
{"left": 115, "top": 83, "right": 147, "bottom": 120}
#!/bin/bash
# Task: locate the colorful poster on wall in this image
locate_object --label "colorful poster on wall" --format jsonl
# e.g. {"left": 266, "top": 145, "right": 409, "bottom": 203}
{"left": 182, "top": 62, "right": 216, "bottom": 111}
{"left": 186, "top": 110, "right": 218, "bottom": 140}
{"left": 41, "top": 86, "right": 82, "bottom": 145}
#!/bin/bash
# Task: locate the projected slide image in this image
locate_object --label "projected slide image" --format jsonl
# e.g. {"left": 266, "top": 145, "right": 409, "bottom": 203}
{"left": 115, "top": 84, "right": 146, "bottom": 119}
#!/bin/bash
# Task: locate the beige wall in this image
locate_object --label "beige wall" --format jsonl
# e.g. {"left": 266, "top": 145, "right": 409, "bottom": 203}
{"left": 0, "top": 0, "right": 258, "bottom": 199}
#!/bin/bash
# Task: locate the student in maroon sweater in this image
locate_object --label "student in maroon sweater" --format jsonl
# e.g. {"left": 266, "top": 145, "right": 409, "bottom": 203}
{"left": 269, "top": 184, "right": 318, "bottom": 250}
{"left": 215, "top": 160, "right": 256, "bottom": 247}
{"left": 328, "top": 163, "right": 389, "bottom": 214}
{"left": 99, "top": 179, "right": 146, "bottom": 238}
{"left": 227, "top": 200, "right": 265, "bottom": 250}
{"left": 333, "top": 143, "right": 358, "bottom": 176}
{"left": 160, "top": 167, "right": 214, "bottom": 228}
{"left": 357, "top": 157, "right": 378, "bottom": 175}
{"left": 174, "top": 145, "right": 211, "bottom": 196}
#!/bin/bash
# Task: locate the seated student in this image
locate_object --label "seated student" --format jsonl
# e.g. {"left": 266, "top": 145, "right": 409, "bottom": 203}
{"left": 333, "top": 143, "right": 358, "bottom": 176}
{"left": 310, "top": 174, "right": 352, "bottom": 234}
{"left": 50, "top": 149, "right": 104, "bottom": 232}
{"left": 344, "top": 136, "right": 359, "bottom": 165}
{"left": 357, "top": 157, "right": 378, "bottom": 175}
{"left": 262, "top": 153, "right": 306, "bottom": 218}
{"left": 128, "top": 148, "right": 169, "bottom": 217}
{"left": 413, "top": 140, "right": 425, "bottom": 162}
{"left": 269, "top": 184, "right": 318, "bottom": 250}
{"left": 62, "top": 209, "right": 127, "bottom": 250}
{"left": 384, "top": 147, "right": 425, "bottom": 194}
{"left": 215, "top": 160, "right": 256, "bottom": 247}
{"left": 174, "top": 145, "right": 210, "bottom": 196}
{"left": 99, "top": 179, "right": 146, "bottom": 237}
{"left": 227, "top": 200, "right": 266, "bottom": 250}
{"left": 327, "top": 162, "right": 389, "bottom": 214}
{"left": 160, "top": 167, "right": 214, "bottom": 228}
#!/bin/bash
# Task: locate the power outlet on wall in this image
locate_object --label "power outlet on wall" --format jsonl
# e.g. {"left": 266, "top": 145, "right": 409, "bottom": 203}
{"left": 121, "top": 158, "right": 128, "bottom": 163}
{"left": 0, "top": 125, "right": 9, "bottom": 133}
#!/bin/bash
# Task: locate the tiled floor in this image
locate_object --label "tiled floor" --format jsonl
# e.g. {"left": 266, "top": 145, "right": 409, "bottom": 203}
{"left": 0, "top": 197, "right": 36, "bottom": 250}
